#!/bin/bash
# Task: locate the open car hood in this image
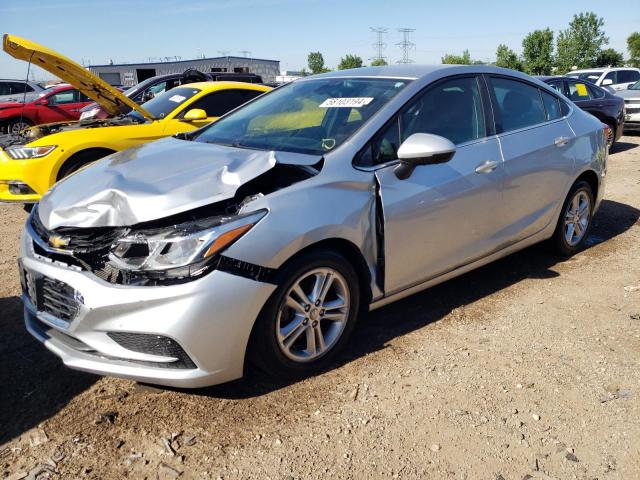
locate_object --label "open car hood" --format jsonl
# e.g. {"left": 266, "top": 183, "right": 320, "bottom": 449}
{"left": 3, "top": 34, "right": 153, "bottom": 120}
{"left": 38, "top": 137, "right": 322, "bottom": 230}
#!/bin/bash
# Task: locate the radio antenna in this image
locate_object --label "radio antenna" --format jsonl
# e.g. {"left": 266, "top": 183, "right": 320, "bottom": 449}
{"left": 16, "top": 51, "right": 35, "bottom": 136}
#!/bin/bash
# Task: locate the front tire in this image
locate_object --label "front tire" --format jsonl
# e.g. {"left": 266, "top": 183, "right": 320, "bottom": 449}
{"left": 249, "top": 249, "right": 360, "bottom": 380}
{"left": 551, "top": 180, "right": 594, "bottom": 256}
{"left": 7, "top": 118, "right": 32, "bottom": 135}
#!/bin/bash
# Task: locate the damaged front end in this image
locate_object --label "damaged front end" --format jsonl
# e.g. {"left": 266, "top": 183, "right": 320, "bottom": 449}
{"left": 0, "top": 116, "right": 142, "bottom": 149}
{"left": 28, "top": 141, "right": 322, "bottom": 286}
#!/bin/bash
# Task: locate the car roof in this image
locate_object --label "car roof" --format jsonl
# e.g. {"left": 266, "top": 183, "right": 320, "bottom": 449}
{"left": 303, "top": 64, "right": 543, "bottom": 82}
{"left": 178, "top": 81, "right": 271, "bottom": 92}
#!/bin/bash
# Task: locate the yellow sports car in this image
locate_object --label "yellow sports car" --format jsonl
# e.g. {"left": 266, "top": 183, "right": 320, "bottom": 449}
{"left": 0, "top": 34, "right": 270, "bottom": 203}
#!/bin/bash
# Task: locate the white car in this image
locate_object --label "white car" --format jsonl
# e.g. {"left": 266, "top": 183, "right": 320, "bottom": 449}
{"left": 566, "top": 67, "right": 640, "bottom": 91}
{"left": 616, "top": 80, "right": 640, "bottom": 132}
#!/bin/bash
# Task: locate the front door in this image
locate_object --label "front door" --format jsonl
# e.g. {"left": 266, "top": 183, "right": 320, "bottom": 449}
{"left": 370, "top": 75, "right": 506, "bottom": 294}
{"left": 41, "top": 89, "right": 87, "bottom": 122}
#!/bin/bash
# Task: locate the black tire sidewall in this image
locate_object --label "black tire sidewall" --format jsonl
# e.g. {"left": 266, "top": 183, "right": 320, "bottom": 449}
{"left": 249, "top": 249, "right": 361, "bottom": 379}
{"left": 552, "top": 181, "right": 594, "bottom": 256}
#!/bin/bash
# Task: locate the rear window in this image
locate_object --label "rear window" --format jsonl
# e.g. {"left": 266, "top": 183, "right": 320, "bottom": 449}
{"left": 540, "top": 90, "right": 562, "bottom": 121}
{"left": 490, "top": 77, "right": 546, "bottom": 132}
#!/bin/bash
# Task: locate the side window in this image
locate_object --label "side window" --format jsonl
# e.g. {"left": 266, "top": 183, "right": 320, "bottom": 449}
{"left": 618, "top": 70, "right": 640, "bottom": 84}
{"left": 0, "top": 82, "right": 9, "bottom": 95}
{"left": 186, "top": 89, "right": 263, "bottom": 117}
{"left": 603, "top": 71, "right": 617, "bottom": 84}
{"left": 357, "top": 118, "right": 401, "bottom": 167}
{"left": 547, "top": 81, "right": 564, "bottom": 95}
{"left": 400, "top": 76, "right": 485, "bottom": 145}
{"left": 9, "top": 82, "right": 34, "bottom": 94}
{"left": 490, "top": 77, "right": 546, "bottom": 132}
{"left": 540, "top": 90, "right": 562, "bottom": 121}
{"left": 567, "top": 81, "right": 592, "bottom": 101}
{"left": 586, "top": 84, "right": 605, "bottom": 99}
{"left": 48, "top": 89, "right": 80, "bottom": 105}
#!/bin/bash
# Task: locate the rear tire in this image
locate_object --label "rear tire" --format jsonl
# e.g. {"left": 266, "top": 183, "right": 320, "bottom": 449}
{"left": 550, "top": 180, "right": 594, "bottom": 256}
{"left": 605, "top": 123, "right": 615, "bottom": 150}
{"left": 249, "top": 249, "right": 360, "bottom": 380}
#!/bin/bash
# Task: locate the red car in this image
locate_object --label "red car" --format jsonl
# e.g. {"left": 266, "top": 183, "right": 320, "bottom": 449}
{"left": 0, "top": 85, "right": 92, "bottom": 134}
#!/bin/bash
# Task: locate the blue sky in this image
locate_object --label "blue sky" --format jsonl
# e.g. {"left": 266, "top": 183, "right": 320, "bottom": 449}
{"left": 1, "top": 0, "right": 638, "bottom": 80}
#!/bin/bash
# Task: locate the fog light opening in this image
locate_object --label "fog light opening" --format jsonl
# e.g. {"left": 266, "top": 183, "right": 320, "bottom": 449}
{"left": 7, "top": 181, "right": 36, "bottom": 195}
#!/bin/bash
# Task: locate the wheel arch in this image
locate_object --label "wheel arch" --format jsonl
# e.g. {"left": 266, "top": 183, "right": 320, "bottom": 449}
{"left": 55, "top": 147, "right": 116, "bottom": 181}
{"left": 273, "top": 237, "right": 374, "bottom": 309}
{"left": 575, "top": 169, "right": 599, "bottom": 202}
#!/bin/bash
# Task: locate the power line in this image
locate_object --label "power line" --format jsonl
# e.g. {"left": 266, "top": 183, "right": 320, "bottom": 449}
{"left": 370, "top": 26, "right": 388, "bottom": 62}
{"left": 397, "top": 28, "right": 416, "bottom": 64}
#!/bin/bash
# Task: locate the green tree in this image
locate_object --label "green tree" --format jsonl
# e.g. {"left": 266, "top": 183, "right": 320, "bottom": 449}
{"left": 628, "top": 32, "right": 640, "bottom": 66}
{"left": 307, "top": 51, "right": 328, "bottom": 74}
{"left": 495, "top": 44, "right": 523, "bottom": 71}
{"left": 370, "top": 58, "right": 388, "bottom": 66}
{"left": 596, "top": 48, "right": 624, "bottom": 67}
{"left": 337, "top": 54, "right": 364, "bottom": 70}
{"left": 556, "top": 12, "right": 609, "bottom": 73}
{"left": 441, "top": 50, "right": 472, "bottom": 65}
{"left": 522, "top": 28, "right": 554, "bottom": 75}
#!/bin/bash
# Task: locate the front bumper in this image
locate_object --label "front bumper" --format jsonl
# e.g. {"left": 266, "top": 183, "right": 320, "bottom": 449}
{"left": 19, "top": 230, "right": 276, "bottom": 388}
{"left": 0, "top": 150, "right": 55, "bottom": 202}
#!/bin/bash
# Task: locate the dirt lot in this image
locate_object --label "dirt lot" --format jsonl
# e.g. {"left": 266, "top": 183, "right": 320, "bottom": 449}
{"left": 1, "top": 136, "right": 639, "bottom": 480}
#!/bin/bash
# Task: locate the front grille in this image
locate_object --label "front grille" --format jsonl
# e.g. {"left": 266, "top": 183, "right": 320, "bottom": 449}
{"left": 626, "top": 107, "right": 640, "bottom": 114}
{"left": 31, "top": 209, "right": 126, "bottom": 253}
{"left": 107, "top": 332, "right": 196, "bottom": 369}
{"left": 20, "top": 261, "right": 80, "bottom": 324}
{"left": 40, "top": 277, "right": 80, "bottom": 321}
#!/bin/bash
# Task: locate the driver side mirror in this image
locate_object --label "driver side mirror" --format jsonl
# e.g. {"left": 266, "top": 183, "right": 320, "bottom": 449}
{"left": 394, "top": 133, "right": 456, "bottom": 180}
{"left": 601, "top": 79, "right": 613, "bottom": 86}
{"left": 182, "top": 108, "right": 207, "bottom": 122}
{"left": 37, "top": 98, "right": 49, "bottom": 106}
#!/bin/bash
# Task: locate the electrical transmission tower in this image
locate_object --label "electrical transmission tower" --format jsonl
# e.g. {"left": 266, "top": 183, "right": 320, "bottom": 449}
{"left": 217, "top": 50, "right": 231, "bottom": 57}
{"left": 370, "top": 27, "right": 388, "bottom": 63}
{"left": 239, "top": 50, "right": 251, "bottom": 58}
{"left": 396, "top": 28, "right": 415, "bottom": 64}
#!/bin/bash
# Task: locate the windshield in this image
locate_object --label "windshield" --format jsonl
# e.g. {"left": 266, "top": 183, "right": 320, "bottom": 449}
{"left": 128, "top": 86, "right": 201, "bottom": 121}
{"left": 566, "top": 71, "right": 601, "bottom": 83}
{"left": 192, "top": 78, "right": 410, "bottom": 155}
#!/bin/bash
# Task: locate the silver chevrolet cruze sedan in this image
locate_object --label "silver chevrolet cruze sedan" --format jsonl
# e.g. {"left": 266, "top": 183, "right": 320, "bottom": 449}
{"left": 19, "top": 65, "right": 607, "bottom": 387}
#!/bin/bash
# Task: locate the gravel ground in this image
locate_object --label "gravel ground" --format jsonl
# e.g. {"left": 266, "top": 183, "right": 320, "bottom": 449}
{"left": 1, "top": 135, "right": 639, "bottom": 480}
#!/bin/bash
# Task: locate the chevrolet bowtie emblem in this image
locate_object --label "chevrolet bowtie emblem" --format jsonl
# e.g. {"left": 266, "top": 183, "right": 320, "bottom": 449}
{"left": 49, "top": 234, "right": 71, "bottom": 248}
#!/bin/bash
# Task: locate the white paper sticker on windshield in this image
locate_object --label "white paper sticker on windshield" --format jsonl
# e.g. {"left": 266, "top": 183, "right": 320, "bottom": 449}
{"left": 319, "top": 97, "right": 374, "bottom": 108}
{"left": 168, "top": 94, "right": 186, "bottom": 103}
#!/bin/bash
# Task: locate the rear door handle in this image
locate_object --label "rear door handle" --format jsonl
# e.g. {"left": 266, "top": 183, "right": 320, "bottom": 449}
{"left": 475, "top": 160, "right": 498, "bottom": 174}
{"left": 554, "top": 136, "right": 570, "bottom": 147}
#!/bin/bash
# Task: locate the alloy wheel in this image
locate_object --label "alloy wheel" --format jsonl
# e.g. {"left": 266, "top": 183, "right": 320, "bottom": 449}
{"left": 563, "top": 190, "right": 591, "bottom": 246}
{"left": 276, "top": 267, "right": 350, "bottom": 362}
{"left": 10, "top": 121, "right": 30, "bottom": 135}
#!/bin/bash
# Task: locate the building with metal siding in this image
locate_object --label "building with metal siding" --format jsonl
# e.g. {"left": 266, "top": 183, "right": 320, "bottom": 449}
{"left": 87, "top": 56, "right": 280, "bottom": 85}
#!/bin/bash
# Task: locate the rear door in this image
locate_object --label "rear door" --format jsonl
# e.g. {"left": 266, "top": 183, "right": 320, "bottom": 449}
{"left": 487, "top": 76, "right": 576, "bottom": 241}
{"left": 372, "top": 75, "right": 505, "bottom": 293}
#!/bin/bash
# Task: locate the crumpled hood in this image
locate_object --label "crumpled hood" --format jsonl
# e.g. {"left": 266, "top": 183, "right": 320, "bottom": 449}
{"left": 38, "top": 137, "right": 321, "bottom": 230}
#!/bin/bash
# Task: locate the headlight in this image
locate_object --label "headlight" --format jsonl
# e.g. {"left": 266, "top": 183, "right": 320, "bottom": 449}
{"left": 80, "top": 108, "right": 100, "bottom": 120}
{"left": 108, "top": 210, "right": 267, "bottom": 276}
{"left": 5, "top": 145, "right": 57, "bottom": 160}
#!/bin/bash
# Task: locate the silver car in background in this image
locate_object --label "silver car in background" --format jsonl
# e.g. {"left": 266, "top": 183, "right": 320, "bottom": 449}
{"left": 20, "top": 65, "right": 607, "bottom": 388}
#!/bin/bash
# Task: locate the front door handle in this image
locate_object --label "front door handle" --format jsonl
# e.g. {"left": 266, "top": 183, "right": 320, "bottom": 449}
{"left": 475, "top": 160, "right": 498, "bottom": 174}
{"left": 555, "top": 136, "right": 570, "bottom": 147}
